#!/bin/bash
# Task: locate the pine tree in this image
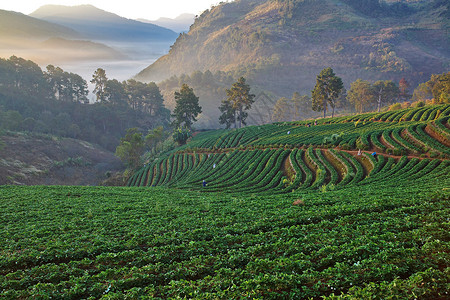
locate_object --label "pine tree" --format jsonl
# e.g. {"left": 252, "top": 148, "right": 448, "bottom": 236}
{"left": 222, "top": 77, "right": 255, "bottom": 128}
{"left": 311, "top": 68, "right": 343, "bottom": 118}
{"left": 171, "top": 84, "right": 202, "bottom": 130}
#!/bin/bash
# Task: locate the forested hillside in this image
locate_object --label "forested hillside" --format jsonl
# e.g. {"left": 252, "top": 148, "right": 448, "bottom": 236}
{"left": 137, "top": 0, "right": 449, "bottom": 126}
{"left": 0, "top": 56, "right": 170, "bottom": 152}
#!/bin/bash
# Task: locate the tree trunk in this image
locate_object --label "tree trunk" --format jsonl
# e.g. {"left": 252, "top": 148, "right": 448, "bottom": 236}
{"left": 378, "top": 87, "right": 383, "bottom": 112}
{"left": 239, "top": 107, "right": 243, "bottom": 128}
{"left": 332, "top": 106, "right": 335, "bottom": 118}
{"left": 323, "top": 102, "right": 326, "bottom": 118}
{"left": 378, "top": 95, "right": 382, "bottom": 112}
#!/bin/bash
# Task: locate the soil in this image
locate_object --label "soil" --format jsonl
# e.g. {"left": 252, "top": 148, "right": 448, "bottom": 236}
{"left": 0, "top": 132, "right": 124, "bottom": 185}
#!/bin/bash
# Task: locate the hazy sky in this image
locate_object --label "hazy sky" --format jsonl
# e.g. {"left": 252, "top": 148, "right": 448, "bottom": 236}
{"left": 1, "top": 0, "right": 226, "bottom": 20}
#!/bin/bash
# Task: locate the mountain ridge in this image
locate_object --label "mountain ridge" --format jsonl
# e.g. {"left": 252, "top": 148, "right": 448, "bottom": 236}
{"left": 136, "top": 0, "right": 449, "bottom": 96}
{"left": 30, "top": 4, "right": 178, "bottom": 42}
{"left": 0, "top": 9, "right": 79, "bottom": 39}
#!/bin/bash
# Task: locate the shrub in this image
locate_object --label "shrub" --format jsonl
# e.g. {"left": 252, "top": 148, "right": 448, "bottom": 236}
{"left": 389, "top": 103, "right": 402, "bottom": 111}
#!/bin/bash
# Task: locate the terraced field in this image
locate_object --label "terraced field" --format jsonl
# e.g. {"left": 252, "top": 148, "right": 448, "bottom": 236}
{"left": 1, "top": 104, "right": 449, "bottom": 299}
{"left": 128, "top": 104, "right": 450, "bottom": 193}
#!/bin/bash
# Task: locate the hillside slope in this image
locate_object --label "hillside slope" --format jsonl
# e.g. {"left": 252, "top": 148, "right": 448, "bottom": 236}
{"left": 128, "top": 104, "right": 450, "bottom": 192}
{"left": 0, "top": 9, "right": 79, "bottom": 39}
{"left": 136, "top": 0, "right": 449, "bottom": 96}
{"left": 0, "top": 132, "right": 123, "bottom": 185}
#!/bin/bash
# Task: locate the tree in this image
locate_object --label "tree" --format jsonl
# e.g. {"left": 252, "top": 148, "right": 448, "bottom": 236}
{"left": 46, "top": 66, "right": 88, "bottom": 103}
{"left": 398, "top": 77, "right": 410, "bottom": 101}
{"left": 171, "top": 84, "right": 202, "bottom": 129}
{"left": 173, "top": 127, "right": 192, "bottom": 145}
{"left": 115, "top": 128, "right": 145, "bottom": 170}
{"left": 6, "top": 56, "right": 50, "bottom": 99}
{"left": 218, "top": 98, "right": 236, "bottom": 129}
{"left": 145, "top": 126, "right": 165, "bottom": 149}
{"left": 69, "top": 72, "right": 89, "bottom": 103}
{"left": 91, "top": 68, "right": 108, "bottom": 103}
{"left": 223, "top": 77, "right": 255, "bottom": 128}
{"left": 426, "top": 72, "right": 450, "bottom": 104}
{"left": 347, "top": 79, "right": 376, "bottom": 113}
{"left": 311, "top": 67, "right": 343, "bottom": 118}
{"left": 412, "top": 82, "right": 432, "bottom": 102}
{"left": 373, "top": 80, "right": 399, "bottom": 112}
{"left": 105, "top": 79, "right": 127, "bottom": 107}
{"left": 272, "top": 97, "right": 291, "bottom": 122}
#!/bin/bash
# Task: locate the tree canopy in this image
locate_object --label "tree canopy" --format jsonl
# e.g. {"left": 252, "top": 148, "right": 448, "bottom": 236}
{"left": 171, "top": 84, "right": 202, "bottom": 130}
{"left": 0, "top": 56, "right": 170, "bottom": 151}
{"left": 219, "top": 77, "right": 255, "bottom": 128}
{"left": 311, "top": 68, "right": 344, "bottom": 118}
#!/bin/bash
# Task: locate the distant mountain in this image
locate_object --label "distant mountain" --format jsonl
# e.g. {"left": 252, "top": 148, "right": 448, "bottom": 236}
{"left": 0, "top": 9, "right": 79, "bottom": 39}
{"left": 138, "top": 14, "right": 196, "bottom": 33}
{"left": 136, "top": 0, "right": 450, "bottom": 97}
{"left": 30, "top": 4, "right": 178, "bottom": 42}
{"left": 0, "top": 9, "right": 128, "bottom": 65}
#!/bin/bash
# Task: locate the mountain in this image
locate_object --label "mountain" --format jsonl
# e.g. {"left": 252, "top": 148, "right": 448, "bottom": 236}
{"left": 138, "top": 14, "right": 196, "bottom": 33}
{"left": 0, "top": 9, "right": 79, "bottom": 39}
{"left": 0, "top": 9, "right": 125, "bottom": 64}
{"left": 30, "top": 4, "right": 178, "bottom": 42}
{"left": 136, "top": 0, "right": 450, "bottom": 98}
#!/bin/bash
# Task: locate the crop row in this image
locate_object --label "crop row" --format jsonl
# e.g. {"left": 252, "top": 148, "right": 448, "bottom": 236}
{"left": 186, "top": 118, "right": 449, "bottom": 160}
{"left": 129, "top": 148, "right": 447, "bottom": 194}
{"left": 1, "top": 164, "right": 449, "bottom": 299}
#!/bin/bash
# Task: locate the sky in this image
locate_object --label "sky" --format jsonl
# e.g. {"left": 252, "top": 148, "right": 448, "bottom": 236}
{"left": 1, "top": 0, "right": 226, "bottom": 20}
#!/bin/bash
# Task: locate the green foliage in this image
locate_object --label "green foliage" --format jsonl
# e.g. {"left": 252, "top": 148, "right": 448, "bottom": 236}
{"left": 90, "top": 68, "right": 108, "bottom": 103}
{"left": 171, "top": 84, "right": 202, "bottom": 130}
{"left": 425, "top": 71, "right": 450, "bottom": 104}
{"left": 0, "top": 56, "right": 170, "bottom": 151}
{"left": 220, "top": 77, "right": 255, "bottom": 128}
{"left": 347, "top": 79, "right": 376, "bottom": 114}
{"left": 2, "top": 161, "right": 448, "bottom": 298}
{"left": 373, "top": 80, "right": 400, "bottom": 112}
{"left": 312, "top": 68, "right": 344, "bottom": 118}
{"left": 172, "top": 127, "right": 192, "bottom": 145}
{"left": 115, "top": 128, "right": 146, "bottom": 170}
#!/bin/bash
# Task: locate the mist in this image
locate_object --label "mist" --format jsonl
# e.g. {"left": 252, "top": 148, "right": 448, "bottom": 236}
{"left": 0, "top": 38, "right": 172, "bottom": 102}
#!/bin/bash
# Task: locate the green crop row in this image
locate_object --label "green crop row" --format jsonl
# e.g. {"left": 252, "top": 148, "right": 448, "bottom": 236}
{"left": 1, "top": 162, "right": 449, "bottom": 299}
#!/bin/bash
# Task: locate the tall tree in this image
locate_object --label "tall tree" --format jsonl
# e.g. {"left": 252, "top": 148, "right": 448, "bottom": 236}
{"left": 347, "top": 79, "right": 376, "bottom": 113}
{"left": 311, "top": 67, "right": 344, "bottom": 118}
{"left": 171, "top": 84, "right": 202, "bottom": 130}
{"left": 224, "top": 77, "right": 255, "bottom": 128}
{"left": 373, "top": 80, "right": 399, "bottom": 112}
{"left": 68, "top": 72, "right": 89, "bottom": 103}
{"left": 91, "top": 68, "right": 108, "bottom": 103}
{"left": 398, "top": 77, "right": 410, "bottom": 101}
{"left": 218, "top": 98, "right": 236, "bottom": 129}
{"left": 105, "top": 79, "right": 127, "bottom": 107}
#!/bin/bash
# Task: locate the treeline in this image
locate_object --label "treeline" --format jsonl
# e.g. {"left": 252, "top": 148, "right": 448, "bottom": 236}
{"left": 272, "top": 70, "right": 449, "bottom": 122}
{"left": 0, "top": 56, "right": 170, "bottom": 151}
